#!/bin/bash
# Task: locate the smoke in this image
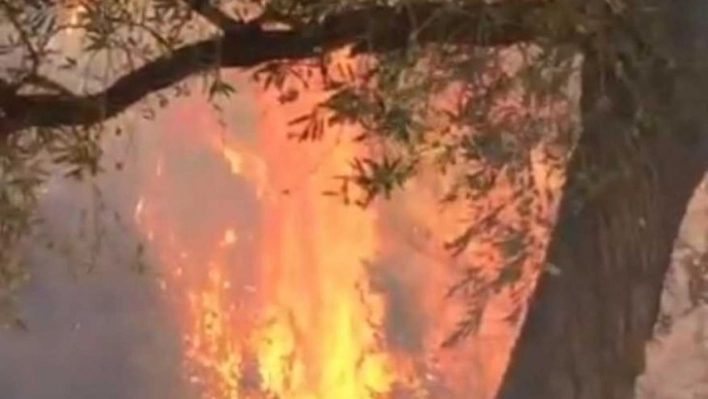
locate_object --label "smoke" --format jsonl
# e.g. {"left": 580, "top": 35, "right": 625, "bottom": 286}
{"left": 0, "top": 76, "right": 261, "bottom": 399}
{"left": 365, "top": 257, "right": 425, "bottom": 354}
{"left": 0, "top": 177, "right": 189, "bottom": 399}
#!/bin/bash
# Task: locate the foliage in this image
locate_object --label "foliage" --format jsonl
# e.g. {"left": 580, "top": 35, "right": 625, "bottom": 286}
{"left": 0, "top": 0, "right": 677, "bottom": 342}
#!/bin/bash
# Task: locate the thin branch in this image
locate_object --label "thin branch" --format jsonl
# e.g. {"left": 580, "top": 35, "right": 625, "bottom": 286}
{"left": 0, "top": 2, "right": 40, "bottom": 74}
{"left": 22, "top": 74, "right": 74, "bottom": 96}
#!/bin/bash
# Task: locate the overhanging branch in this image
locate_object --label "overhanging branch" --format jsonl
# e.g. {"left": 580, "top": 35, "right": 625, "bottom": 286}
{"left": 182, "top": 0, "right": 242, "bottom": 31}
{"left": 1, "top": 1, "right": 558, "bottom": 135}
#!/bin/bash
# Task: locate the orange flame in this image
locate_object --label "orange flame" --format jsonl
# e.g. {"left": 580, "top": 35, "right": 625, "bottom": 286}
{"left": 133, "top": 49, "right": 564, "bottom": 399}
{"left": 249, "top": 94, "right": 408, "bottom": 398}
{"left": 51, "top": 2, "right": 563, "bottom": 394}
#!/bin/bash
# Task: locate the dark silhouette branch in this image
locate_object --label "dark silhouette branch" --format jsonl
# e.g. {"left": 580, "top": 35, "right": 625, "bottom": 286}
{"left": 0, "top": 1, "right": 556, "bottom": 136}
{"left": 183, "top": 0, "right": 243, "bottom": 31}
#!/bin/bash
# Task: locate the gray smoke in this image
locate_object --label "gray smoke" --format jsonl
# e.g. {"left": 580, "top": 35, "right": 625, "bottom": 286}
{"left": 0, "top": 179, "right": 190, "bottom": 399}
{"left": 0, "top": 78, "right": 260, "bottom": 399}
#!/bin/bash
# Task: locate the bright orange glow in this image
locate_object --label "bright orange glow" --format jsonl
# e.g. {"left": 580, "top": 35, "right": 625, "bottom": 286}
{"left": 249, "top": 83, "right": 412, "bottom": 398}
{"left": 132, "top": 49, "right": 565, "bottom": 399}
{"left": 136, "top": 97, "right": 416, "bottom": 398}
{"left": 49, "top": 0, "right": 567, "bottom": 393}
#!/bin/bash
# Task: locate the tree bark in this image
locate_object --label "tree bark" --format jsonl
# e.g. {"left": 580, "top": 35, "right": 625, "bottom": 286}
{"left": 496, "top": 9, "right": 708, "bottom": 399}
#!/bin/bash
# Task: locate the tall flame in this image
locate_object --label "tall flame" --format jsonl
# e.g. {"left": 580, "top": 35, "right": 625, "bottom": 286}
{"left": 132, "top": 50, "right": 564, "bottom": 399}
{"left": 133, "top": 74, "right": 410, "bottom": 399}
{"left": 248, "top": 87, "right": 410, "bottom": 398}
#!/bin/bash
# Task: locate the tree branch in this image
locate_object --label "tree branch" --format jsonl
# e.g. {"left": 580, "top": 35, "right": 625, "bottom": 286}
{"left": 1, "top": 1, "right": 557, "bottom": 135}
{"left": 182, "top": 0, "right": 242, "bottom": 31}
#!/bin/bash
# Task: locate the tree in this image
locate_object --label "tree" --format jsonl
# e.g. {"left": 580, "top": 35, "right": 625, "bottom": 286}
{"left": 0, "top": 1, "right": 707, "bottom": 398}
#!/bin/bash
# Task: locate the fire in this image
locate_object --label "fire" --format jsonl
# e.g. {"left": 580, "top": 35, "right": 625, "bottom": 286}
{"left": 45, "top": 0, "right": 568, "bottom": 395}
{"left": 130, "top": 44, "right": 565, "bottom": 399}
{"left": 131, "top": 63, "right": 427, "bottom": 397}
{"left": 249, "top": 108, "right": 405, "bottom": 398}
{"left": 51, "top": 2, "right": 540, "bottom": 394}
{"left": 131, "top": 69, "right": 413, "bottom": 399}
{"left": 214, "top": 139, "right": 269, "bottom": 200}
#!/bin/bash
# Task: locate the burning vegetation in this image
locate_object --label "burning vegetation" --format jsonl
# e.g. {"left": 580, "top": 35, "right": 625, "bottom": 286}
{"left": 128, "top": 45, "right": 567, "bottom": 398}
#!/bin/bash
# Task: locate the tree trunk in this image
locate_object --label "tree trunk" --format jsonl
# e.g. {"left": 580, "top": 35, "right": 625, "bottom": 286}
{"left": 496, "top": 7, "right": 708, "bottom": 399}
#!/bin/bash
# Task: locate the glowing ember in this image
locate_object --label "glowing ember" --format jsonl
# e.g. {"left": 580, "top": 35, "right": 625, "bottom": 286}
{"left": 221, "top": 229, "right": 238, "bottom": 247}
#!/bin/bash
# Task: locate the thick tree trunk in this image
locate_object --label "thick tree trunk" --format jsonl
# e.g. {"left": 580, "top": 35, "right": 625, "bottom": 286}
{"left": 496, "top": 6, "right": 708, "bottom": 399}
